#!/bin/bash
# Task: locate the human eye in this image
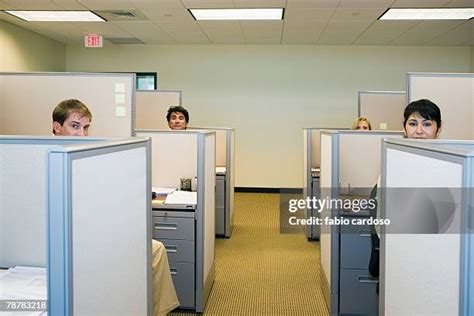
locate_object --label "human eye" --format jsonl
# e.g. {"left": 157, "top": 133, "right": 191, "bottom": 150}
{"left": 408, "top": 121, "right": 417, "bottom": 127}
{"left": 71, "top": 123, "right": 79, "bottom": 129}
{"left": 423, "top": 121, "right": 432, "bottom": 127}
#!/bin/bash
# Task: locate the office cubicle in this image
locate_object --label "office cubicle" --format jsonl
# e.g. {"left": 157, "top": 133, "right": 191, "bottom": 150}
{"left": 0, "top": 72, "right": 136, "bottom": 137}
{"left": 302, "top": 127, "right": 347, "bottom": 240}
{"left": 191, "top": 127, "right": 235, "bottom": 238}
{"left": 0, "top": 136, "right": 151, "bottom": 315}
{"left": 134, "top": 129, "right": 215, "bottom": 313}
{"left": 135, "top": 90, "right": 182, "bottom": 130}
{"left": 319, "top": 130, "right": 404, "bottom": 316}
{"left": 407, "top": 72, "right": 474, "bottom": 139}
{"left": 381, "top": 139, "right": 474, "bottom": 316}
{"left": 358, "top": 91, "right": 406, "bottom": 130}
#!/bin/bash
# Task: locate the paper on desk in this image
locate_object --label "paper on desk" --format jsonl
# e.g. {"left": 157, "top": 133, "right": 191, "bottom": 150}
{"left": 216, "top": 166, "right": 226, "bottom": 175}
{"left": 165, "top": 191, "right": 197, "bottom": 205}
{"left": 152, "top": 187, "right": 177, "bottom": 194}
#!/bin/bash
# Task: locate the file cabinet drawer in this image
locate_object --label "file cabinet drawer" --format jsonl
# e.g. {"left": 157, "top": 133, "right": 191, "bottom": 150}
{"left": 339, "top": 269, "right": 378, "bottom": 316}
{"left": 169, "top": 262, "right": 195, "bottom": 308}
{"left": 153, "top": 216, "right": 195, "bottom": 241}
{"left": 160, "top": 239, "right": 195, "bottom": 263}
{"left": 216, "top": 176, "right": 225, "bottom": 195}
{"left": 340, "top": 222, "right": 371, "bottom": 269}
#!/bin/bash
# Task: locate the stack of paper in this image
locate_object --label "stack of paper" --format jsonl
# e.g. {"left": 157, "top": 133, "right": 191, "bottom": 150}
{"left": 152, "top": 187, "right": 177, "bottom": 195}
{"left": 165, "top": 191, "right": 197, "bottom": 205}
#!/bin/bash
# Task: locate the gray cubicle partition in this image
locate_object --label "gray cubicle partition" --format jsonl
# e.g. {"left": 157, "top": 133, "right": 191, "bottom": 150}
{"left": 135, "top": 129, "right": 215, "bottom": 313}
{"left": 135, "top": 90, "right": 182, "bottom": 130}
{"left": 319, "top": 130, "right": 404, "bottom": 316}
{"left": 0, "top": 72, "right": 136, "bottom": 137}
{"left": 407, "top": 72, "right": 474, "bottom": 140}
{"left": 0, "top": 136, "right": 151, "bottom": 316}
{"left": 190, "top": 127, "right": 235, "bottom": 238}
{"left": 381, "top": 139, "right": 474, "bottom": 316}
{"left": 303, "top": 127, "right": 347, "bottom": 240}
{"left": 358, "top": 91, "right": 406, "bottom": 130}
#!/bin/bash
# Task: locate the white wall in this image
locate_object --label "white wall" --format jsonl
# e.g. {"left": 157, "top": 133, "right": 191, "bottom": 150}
{"left": 66, "top": 44, "right": 470, "bottom": 188}
{"left": 0, "top": 21, "right": 65, "bottom": 71}
{"left": 471, "top": 46, "right": 474, "bottom": 72}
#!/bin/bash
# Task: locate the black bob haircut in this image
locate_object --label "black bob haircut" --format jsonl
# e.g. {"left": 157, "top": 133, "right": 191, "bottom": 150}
{"left": 403, "top": 99, "right": 442, "bottom": 129}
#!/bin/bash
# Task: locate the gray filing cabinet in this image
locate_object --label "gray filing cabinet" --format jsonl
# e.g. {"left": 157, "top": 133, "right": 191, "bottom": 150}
{"left": 152, "top": 206, "right": 197, "bottom": 309}
{"left": 215, "top": 174, "right": 226, "bottom": 236}
{"left": 338, "top": 212, "right": 378, "bottom": 315}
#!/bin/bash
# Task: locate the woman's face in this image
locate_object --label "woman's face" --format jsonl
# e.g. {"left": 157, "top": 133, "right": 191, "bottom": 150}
{"left": 356, "top": 121, "right": 370, "bottom": 130}
{"left": 404, "top": 112, "right": 440, "bottom": 139}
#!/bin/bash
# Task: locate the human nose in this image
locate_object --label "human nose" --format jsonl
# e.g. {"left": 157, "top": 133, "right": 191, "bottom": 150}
{"left": 415, "top": 124, "right": 423, "bottom": 134}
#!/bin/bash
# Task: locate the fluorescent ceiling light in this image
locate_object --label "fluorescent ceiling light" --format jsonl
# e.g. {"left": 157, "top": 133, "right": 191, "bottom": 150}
{"left": 379, "top": 8, "right": 474, "bottom": 20}
{"left": 4, "top": 10, "right": 105, "bottom": 22}
{"left": 190, "top": 8, "right": 283, "bottom": 20}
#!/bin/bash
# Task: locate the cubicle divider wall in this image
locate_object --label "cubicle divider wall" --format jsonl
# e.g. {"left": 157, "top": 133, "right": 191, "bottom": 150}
{"left": 135, "top": 90, "right": 182, "bottom": 130}
{"left": 0, "top": 136, "right": 152, "bottom": 316}
{"left": 134, "top": 129, "right": 215, "bottom": 313}
{"left": 303, "top": 127, "right": 347, "bottom": 241}
{"left": 0, "top": 72, "right": 136, "bottom": 137}
{"left": 381, "top": 139, "right": 474, "bottom": 316}
{"left": 190, "top": 127, "right": 235, "bottom": 238}
{"left": 319, "top": 130, "right": 404, "bottom": 316}
{"left": 407, "top": 72, "right": 474, "bottom": 140}
{"left": 358, "top": 91, "right": 406, "bottom": 130}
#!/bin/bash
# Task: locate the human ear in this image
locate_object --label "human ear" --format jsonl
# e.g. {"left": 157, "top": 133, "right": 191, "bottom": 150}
{"left": 52, "top": 121, "right": 62, "bottom": 134}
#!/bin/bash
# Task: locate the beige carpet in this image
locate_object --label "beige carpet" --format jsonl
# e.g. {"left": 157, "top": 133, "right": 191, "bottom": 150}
{"left": 170, "top": 192, "right": 329, "bottom": 315}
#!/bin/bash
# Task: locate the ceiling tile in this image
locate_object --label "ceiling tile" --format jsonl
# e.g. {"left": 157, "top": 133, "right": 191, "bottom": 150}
{"left": 181, "top": 0, "right": 234, "bottom": 8}
{"left": 391, "top": 0, "right": 452, "bottom": 7}
{"left": 284, "top": 8, "right": 336, "bottom": 21}
{"left": 317, "top": 31, "right": 359, "bottom": 44}
{"left": 371, "top": 20, "right": 420, "bottom": 30}
{"left": 427, "top": 20, "right": 473, "bottom": 45}
{"left": 155, "top": 20, "right": 210, "bottom": 43}
{"left": 112, "top": 21, "right": 176, "bottom": 43}
{"left": 240, "top": 20, "right": 282, "bottom": 43}
{"left": 77, "top": 0, "right": 135, "bottom": 10}
{"left": 282, "top": 20, "right": 326, "bottom": 43}
{"left": 445, "top": 0, "right": 474, "bottom": 7}
{"left": 130, "top": 0, "right": 185, "bottom": 9}
{"left": 391, "top": 20, "right": 465, "bottom": 45}
{"left": 141, "top": 8, "right": 194, "bottom": 21}
{"left": 234, "top": 0, "right": 286, "bottom": 7}
{"left": 323, "top": 19, "right": 373, "bottom": 33}
{"left": 3, "top": 0, "right": 63, "bottom": 10}
{"left": 52, "top": 0, "right": 88, "bottom": 10}
{"left": 338, "top": 0, "right": 394, "bottom": 8}
{"left": 331, "top": 7, "right": 387, "bottom": 20}
{"left": 198, "top": 21, "right": 244, "bottom": 44}
{"left": 286, "top": 0, "right": 340, "bottom": 8}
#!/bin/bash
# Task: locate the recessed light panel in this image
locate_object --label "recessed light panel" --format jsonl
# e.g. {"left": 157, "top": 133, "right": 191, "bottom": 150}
{"left": 190, "top": 8, "right": 283, "bottom": 20}
{"left": 379, "top": 8, "right": 474, "bottom": 20}
{"left": 5, "top": 10, "right": 105, "bottom": 22}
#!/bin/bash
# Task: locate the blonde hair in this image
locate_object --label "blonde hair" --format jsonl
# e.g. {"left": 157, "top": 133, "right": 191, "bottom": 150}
{"left": 351, "top": 117, "right": 372, "bottom": 130}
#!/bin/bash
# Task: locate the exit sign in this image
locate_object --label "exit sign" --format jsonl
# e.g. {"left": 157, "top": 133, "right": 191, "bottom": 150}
{"left": 85, "top": 33, "right": 103, "bottom": 48}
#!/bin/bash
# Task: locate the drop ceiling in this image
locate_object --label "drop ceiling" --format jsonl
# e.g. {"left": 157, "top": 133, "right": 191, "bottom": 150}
{"left": 0, "top": 0, "right": 472, "bottom": 46}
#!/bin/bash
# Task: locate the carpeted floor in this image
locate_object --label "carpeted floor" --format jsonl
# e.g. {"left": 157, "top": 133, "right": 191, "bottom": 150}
{"left": 170, "top": 192, "right": 329, "bottom": 315}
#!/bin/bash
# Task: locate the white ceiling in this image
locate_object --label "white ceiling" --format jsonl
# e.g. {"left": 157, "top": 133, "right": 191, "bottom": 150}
{"left": 0, "top": 0, "right": 472, "bottom": 46}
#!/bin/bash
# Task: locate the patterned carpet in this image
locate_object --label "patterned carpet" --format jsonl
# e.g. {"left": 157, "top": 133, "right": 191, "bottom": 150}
{"left": 170, "top": 193, "right": 329, "bottom": 315}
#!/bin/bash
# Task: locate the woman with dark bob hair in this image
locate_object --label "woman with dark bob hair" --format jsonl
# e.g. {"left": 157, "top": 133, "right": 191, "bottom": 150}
{"left": 403, "top": 99, "right": 442, "bottom": 139}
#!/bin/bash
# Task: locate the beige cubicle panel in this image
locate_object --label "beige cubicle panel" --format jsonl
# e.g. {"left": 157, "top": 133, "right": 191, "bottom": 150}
{"left": 135, "top": 90, "right": 182, "bottom": 130}
{"left": 407, "top": 72, "right": 474, "bottom": 140}
{"left": 0, "top": 72, "right": 135, "bottom": 137}
{"left": 358, "top": 91, "right": 406, "bottom": 130}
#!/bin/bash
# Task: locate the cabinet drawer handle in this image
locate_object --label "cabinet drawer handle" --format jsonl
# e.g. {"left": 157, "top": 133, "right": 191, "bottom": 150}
{"left": 170, "top": 268, "right": 178, "bottom": 275}
{"left": 358, "top": 276, "right": 378, "bottom": 284}
{"left": 166, "top": 245, "right": 178, "bottom": 253}
{"left": 155, "top": 223, "right": 178, "bottom": 230}
{"left": 359, "top": 231, "right": 371, "bottom": 237}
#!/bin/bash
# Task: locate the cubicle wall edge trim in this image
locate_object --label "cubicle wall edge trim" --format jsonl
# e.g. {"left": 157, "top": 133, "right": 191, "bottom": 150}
{"left": 196, "top": 132, "right": 206, "bottom": 312}
{"left": 384, "top": 139, "right": 474, "bottom": 158}
{"left": 225, "top": 129, "right": 232, "bottom": 237}
{"left": 380, "top": 140, "right": 388, "bottom": 316}
{"left": 460, "top": 157, "right": 473, "bottom": 316}
{"left": 47, "top": 151, "right": 72, "bottom": 316}
{"left": 0, "top": 71, "right": 137, "bottom": 78}
{"left": 145, "top": 139, "right": 153, "bottom": 316}
{"left": 330, "top": 133, "right": 340, "bottom": 316}
{"left": 131, "top": 73, "right": 137, "bottom": 137}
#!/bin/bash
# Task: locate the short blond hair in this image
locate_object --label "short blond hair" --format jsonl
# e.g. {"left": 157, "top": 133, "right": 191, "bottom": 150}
{"left": 351, "top": 117, "right": 372, "bottom": 130}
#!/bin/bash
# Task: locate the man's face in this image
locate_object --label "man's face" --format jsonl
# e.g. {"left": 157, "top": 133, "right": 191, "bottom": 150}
{"left": 168, "top": 111, "right": 188, "bottom": 130}
{"left": 53, "top": 111, "right": 91, "bottom": 136}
